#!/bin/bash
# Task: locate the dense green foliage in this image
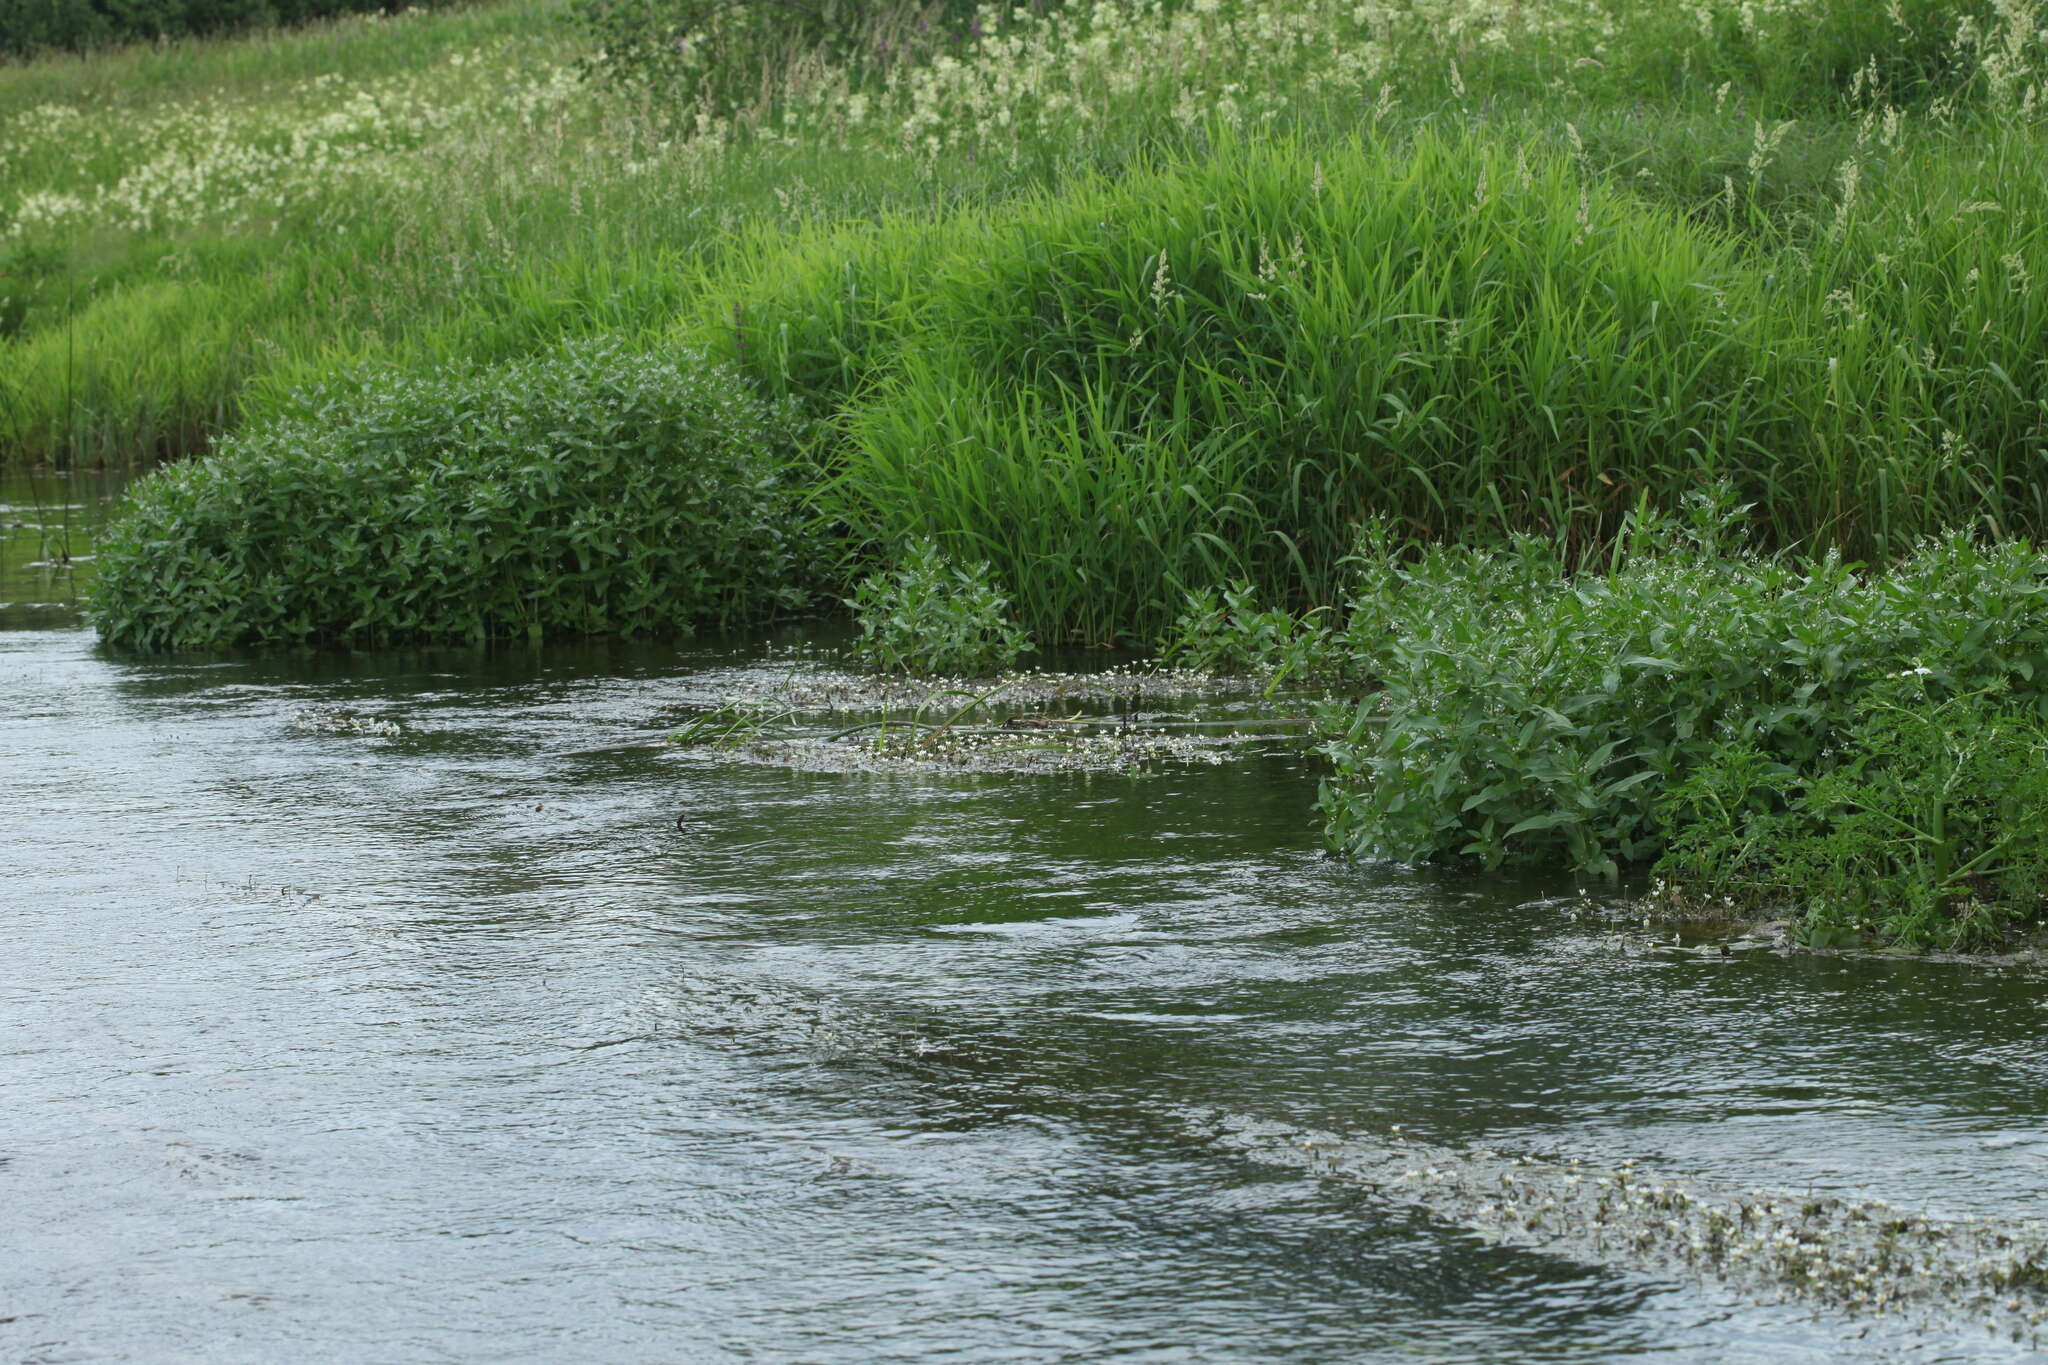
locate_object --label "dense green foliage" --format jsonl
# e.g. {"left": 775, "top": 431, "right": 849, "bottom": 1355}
{"left": 90, "top": 341, "right": 809, "bottom": 648}
{"left": 1315, "top": 500, "right": 2048, "bottom": 888}
{"left": 0, "top": 0, "right": 451, "bottom": 58}
{"left": 1158, "top": 581, "right": 1332, "bottom": 680}
{"left": 802, "top": 136, "right": 1767, "bottom": 641}
{"left": 846, "top": 539, "right": 1028, "bottom": 676}
{"left": 685, "top": 124, "right": 2048, "bottom": 641}
{"left": 1657, "top": 681, "right": 2048, "bottom": 949}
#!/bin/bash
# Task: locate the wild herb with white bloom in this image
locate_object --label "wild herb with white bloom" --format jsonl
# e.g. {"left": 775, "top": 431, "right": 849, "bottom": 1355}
{"left": 1, "top": 48, "right": 580, "bottom": 244}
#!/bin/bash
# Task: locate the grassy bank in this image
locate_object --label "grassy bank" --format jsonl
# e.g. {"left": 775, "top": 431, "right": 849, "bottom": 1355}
{"left": 8, "top": 0, "right": 2048, "bottom": 478}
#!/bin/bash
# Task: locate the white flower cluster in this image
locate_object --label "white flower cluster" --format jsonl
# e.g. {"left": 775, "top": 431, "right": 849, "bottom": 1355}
{"left": 0, "top": 46, "right": 582, "bottom": 243}
{"left": 835, "top": 0, "right": 1620, "bottom": 164}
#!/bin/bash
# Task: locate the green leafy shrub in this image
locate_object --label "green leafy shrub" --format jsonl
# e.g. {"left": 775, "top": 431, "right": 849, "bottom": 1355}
{"left": 1656, "top": 680, "right": 2048, "bottom": 949}
{"left": 846, "top": 539, "right": 1028, "bottom": 676}
{"left": 91, "top": 340, "right": 811, "bottom": 650}
{"left": 1159, "top": 581, "right": 1332, "bottom": 680}
{"left": 1318, "top": 495, "right": 2048, "bottom": 880}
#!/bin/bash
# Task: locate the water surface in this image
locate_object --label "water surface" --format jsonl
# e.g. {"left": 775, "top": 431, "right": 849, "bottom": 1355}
{"left": 5, "top": 516, "right": 2046, "bottom": 1362}
{"left": 0, "top": 468, "right": 126, "bottom": 630}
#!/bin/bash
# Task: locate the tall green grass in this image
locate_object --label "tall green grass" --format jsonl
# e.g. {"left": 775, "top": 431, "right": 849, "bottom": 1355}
{"left": 838, "top": 133, "right": 1762, "bottom": 633}
{"left": 661, "top": 127, "right": 2046, "bottom": 640}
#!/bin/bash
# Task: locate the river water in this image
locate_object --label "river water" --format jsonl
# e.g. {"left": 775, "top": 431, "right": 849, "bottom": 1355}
{"left": 5, "top": 480, "right": 2047, "bottom": 1362}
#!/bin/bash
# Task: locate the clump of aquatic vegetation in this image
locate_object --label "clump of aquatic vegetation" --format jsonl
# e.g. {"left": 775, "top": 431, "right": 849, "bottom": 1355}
{"left": 679, "top": 652, "right": 1258, "bottom": 715}
{"left": 1311, "top": 494, "right": 2048, "bottom": 948}
{"left": 1657, "top": 680, "right": 2048, "bottom": 949}
{"left": 89, "top": 340, "right": 810, "bottom": 649}
{"left": 1205, "top": 1112, "right": 2048, "bottom": 1341}
{"left": 668, "top": 672, "right": 1308, "bottom": 774}
{"left": 1158, "top": 582, "right": 1335, "bottom": 683}
{"left": 846, "top": 540, "right": 1030, "bottom": 677}
{"left": 289, "top": 706, "right": 404, "bottom": 737}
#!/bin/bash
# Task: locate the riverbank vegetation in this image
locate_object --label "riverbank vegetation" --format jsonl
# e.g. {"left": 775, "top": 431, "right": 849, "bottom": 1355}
{"left": 91, "top": 341, "right": 811, "bottom": 647}
{"left": 1296, "top": 496, "right": 2048, "bottom": 949}
{"left": 16, "top": 0, "right": 2048, "bottom": 944}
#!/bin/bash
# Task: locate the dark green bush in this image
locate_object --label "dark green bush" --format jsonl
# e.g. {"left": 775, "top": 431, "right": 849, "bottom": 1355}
{"left": 91, "top": 340, "right": 812, "bottom": 650}
{"left": 0, "top": 0, "right": 451, "bottom": 58}
{"left": 1317, "top": 496, "right": 2048, "bottom": 880}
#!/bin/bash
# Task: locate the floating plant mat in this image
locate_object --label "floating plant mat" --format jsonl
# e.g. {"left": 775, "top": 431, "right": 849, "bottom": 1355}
{"left": 290, "top": 706, "right": 408, "bottom": 738}
{"left": 662, "top": 661, "right": 1324, "bottom": 775}
{"left": 593, "top": 958, "right": 2048, "bottom": 1351}
{"left": 1533, "top": 895, "right": 2048, "bottom": 971}
{"left": 665, "top": 656, "right": 1277, "bottom": 712}
{"left": 1198, "top": 1110, "right": 2048, "bottom": 1345}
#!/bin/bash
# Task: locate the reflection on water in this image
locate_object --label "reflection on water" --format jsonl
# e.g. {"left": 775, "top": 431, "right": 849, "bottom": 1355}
{"left": 0, "top": 466, "right": 133, "bottom": 629}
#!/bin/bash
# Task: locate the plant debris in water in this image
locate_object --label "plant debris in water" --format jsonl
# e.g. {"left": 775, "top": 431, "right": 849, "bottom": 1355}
{"left": 290, "top": 707, "right": 405, "bottom": 738}
{"left": 665, "top": 663, "right": 1312, "bottom": 775}
{"left": 690, "top": 657, "right": 1262, "bottom": 713}
{"left": 1199, "top": 1112, "right": 2048, "bottom": 1346}
{"left": 742, "top": 727, "right": 1233, "bottom": 776}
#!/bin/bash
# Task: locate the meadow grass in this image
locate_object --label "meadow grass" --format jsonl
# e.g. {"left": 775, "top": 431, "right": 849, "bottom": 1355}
{"left": 9, "top": 0, "right": 2047, "bottom": 476}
